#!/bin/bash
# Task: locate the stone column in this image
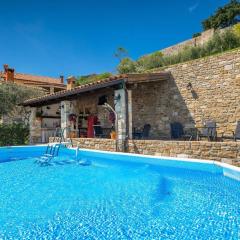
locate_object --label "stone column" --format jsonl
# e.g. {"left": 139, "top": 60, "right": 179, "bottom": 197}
{"left": 29, "top": 107, "right": 42, "bottom": 144}
{"left": 61, "top": 101, "right": 71, "bottom": 138}
{"left": 50, "top": 87, "right": 55, "bottom": 94}
{"left": 127, "top": 90, "right": 133, "bottom": 139}
{"left": 114, "top": 88, "right": 127, "bottom": 151}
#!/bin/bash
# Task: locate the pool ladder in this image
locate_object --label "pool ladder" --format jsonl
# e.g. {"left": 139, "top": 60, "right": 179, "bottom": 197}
{"left": 75, "top": 142, "right": 91, "bottom": 166}
{"left": 36, "top": 128, "right": 73, "bottom": 166}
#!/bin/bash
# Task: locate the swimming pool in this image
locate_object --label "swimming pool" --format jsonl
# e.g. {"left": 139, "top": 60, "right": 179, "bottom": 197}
{"left": 0, "top": 145, "right": 239, "bottom": 239}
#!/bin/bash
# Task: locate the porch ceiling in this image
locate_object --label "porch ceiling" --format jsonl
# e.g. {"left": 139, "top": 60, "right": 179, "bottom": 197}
{"left": 22, "top": 72, "right": 170, "bottom": 107}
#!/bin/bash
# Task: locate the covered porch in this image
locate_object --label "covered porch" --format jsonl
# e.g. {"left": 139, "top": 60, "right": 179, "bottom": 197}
{"left": 23, "top": 73, "right": 170, "bottom": 150}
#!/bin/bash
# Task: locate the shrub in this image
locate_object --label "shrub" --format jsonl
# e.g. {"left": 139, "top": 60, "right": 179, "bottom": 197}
{"left": 233, "top": 23, "right": 240, "bottom": 37}
{"left": 117, "top": 58, "right": 136, "bottom": 74}
{"left": 193, "top": 32, "right": 201, "bottom": 38}
{"left": 76, "top": 72, "right": 112, "bottom": 86}
{"left": 136, "top": 52, "right": 164, "bottom": 71}
{"left": 0, "top": 123, "right": 29, "bottom": 146}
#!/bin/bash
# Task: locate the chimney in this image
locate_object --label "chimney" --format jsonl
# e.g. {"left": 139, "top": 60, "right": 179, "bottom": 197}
{"left": 3, "top": 64, "right": 8, "bottom": 72}
{"left": 60, "top": 75, "right": 64, "bottom": 84}
{"left": 67, "top": 76, "right": 76, "bottom": 90}
{"left": 3, "top": 64, "right": 14, "bottom": 82}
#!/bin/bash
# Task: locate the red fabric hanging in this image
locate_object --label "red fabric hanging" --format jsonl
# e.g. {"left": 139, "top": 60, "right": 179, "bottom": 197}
{"left": 87, "top": 115, "right": 98, "bottom": 138}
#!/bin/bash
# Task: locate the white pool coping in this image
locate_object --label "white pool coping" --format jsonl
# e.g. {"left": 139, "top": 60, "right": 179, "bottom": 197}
{"left": 1, "top": 145, "right": 239, "bottom": 181}
{"left": 70, "top": 148, "right": 240, "bottom": 181}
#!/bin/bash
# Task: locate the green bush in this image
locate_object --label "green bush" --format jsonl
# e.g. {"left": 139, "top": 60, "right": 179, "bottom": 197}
{"left": 0, "top": 123, "right": 29, "bottom": 146}
{"left": 193, "top": 32, "right": 201, "bottom": 38}
{"left": 76, "top": 72, "right": 112, "bottom": 86}
{"left": 117, "top": 58, "right": 136, "bottom": 74}
{"left": 136, "top": 52, "right": 164, "bottom": 71}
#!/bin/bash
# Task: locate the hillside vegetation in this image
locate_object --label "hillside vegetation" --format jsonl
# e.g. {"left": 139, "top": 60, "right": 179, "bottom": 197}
{"left": 117, "top": 25, "right": 240, "bottom": 73}
{"left": 76, "top": 72, "right": 112, "bottom": 86}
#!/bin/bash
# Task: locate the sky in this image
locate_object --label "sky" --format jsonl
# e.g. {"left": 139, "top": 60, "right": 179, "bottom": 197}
{"left": 0, "top": 0, "right": 228, "bottom": 78}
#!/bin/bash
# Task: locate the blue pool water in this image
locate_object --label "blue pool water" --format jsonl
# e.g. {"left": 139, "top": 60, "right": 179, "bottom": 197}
{"left": 0, "top": 146, "right": 239, "bottom": 239}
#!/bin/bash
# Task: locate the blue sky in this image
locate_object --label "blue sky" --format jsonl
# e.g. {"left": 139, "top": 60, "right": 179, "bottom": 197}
{"left": 0, "top": 0, "right": 228, "bottom": 78}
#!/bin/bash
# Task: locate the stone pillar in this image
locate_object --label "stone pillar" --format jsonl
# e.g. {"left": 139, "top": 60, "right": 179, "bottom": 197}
{"left": 127, "top": 90, "right": 133, "bottom": 139}
{"left": 114, "top": 88, "right": 127, "bottom": 151}
{"left": 29, "top": 107, "right": 42, "bottom": 144}
{"left": 50, "top": 87, "right": 54, "bottom": 94}
{"left": 61, "top": 101, "right": 71, "bottom": 138}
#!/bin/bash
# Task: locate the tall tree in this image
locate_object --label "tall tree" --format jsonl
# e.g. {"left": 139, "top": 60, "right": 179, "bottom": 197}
{"left": 114, "top": 47, "right": 128, "bottom": 62}
{"left": 202, "top": 0, "right": 240, "bottom": 30}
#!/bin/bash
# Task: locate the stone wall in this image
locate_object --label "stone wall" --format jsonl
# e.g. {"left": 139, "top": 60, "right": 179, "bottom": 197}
{"left": 128, "top": 140, "right": 240, "bottom": 167}
{"left": 130, "top": 81, "right": 171, "bottom": 139}
{"left": 131, "top": 48, "right": 240, "bottom": 139}
{"left": 57, "top": 138, "right": 116, "bottom": 152}
{"left": 49, "top": 137, "right": 240, "bottom": 167}
{"left": 161, "top": 29, "right": 215, "bottom": 56}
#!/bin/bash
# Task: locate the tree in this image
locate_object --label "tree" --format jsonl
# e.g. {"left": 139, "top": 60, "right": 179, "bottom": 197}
{"left": 0, "top": 83, "right": 45, "bottom": 123}
{"left": 114, "top": 47, "right": 128, "bottom": 62}
{"left": 202, "top": 0, "right": 240, "bottom": 30}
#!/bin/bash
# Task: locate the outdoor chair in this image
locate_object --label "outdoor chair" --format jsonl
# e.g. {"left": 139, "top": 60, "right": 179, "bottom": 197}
{"left": 182, "top": 127, "right": 198, "bottom": 141}
{"left": 197, "top": 121, "right": 217, "bottom": 141}
{"left": 171, "top": 122, "right": 197, "bottom": 140}
{"left": 222, "top": 121, "right": 240, "bottom": 141}
{"left": 93, "top": 126, "right": 104, "bottom": 138}
{"left": 170, "top": 122, "right": 184, "bottom": 139}
{"left": 142, "top": 124, "right": 151, "bottom": 139}
{"left": 133, "top": 124, "right": 151, "bottom": 139}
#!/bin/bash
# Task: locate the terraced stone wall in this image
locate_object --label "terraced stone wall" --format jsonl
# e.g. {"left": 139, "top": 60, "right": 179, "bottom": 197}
{"left": 131, "top": 48, "right": 240, "bottom": 139}
{"left": 49, "top": 138, "right": 240, "bottom": 167}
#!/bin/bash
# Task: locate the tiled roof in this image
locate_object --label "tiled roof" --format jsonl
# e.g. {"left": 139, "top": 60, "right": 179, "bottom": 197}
{"left": 0, "top": 71, "right": 65, "bottom": 87}
{"left": 22, "top": 72, "right": 170, "bottom": 106}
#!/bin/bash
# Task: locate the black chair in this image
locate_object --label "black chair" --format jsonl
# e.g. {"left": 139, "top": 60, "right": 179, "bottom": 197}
{"left": 197, "top": 121, "right": 217, "bottom": 141}
{"left": 183, "top": 127, "right": 198, "bottom": 141}
{"left": 133, "top": 124, "right": 151, "bottom": 139}
{"left": 142, "top": 124, "right": 151, "bottom": 139}
{"left": 94, "top": 126, "right": 104, "bottom": 138}
{"left": 222, "top": 121, "right": 240, "bottom": 141}
{"left": 170, "top": 122, "right": 184, "bottom": 139}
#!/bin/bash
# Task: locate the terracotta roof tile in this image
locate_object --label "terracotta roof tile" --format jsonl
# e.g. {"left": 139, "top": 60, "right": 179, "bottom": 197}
{"left": 14, "top": 73, "right": 64, "bottom": 85}
{"left": 0, "top": 71, "right": 65, "bottom": 87}
{"left": 22, "top": 72, "right": 170, "bottom": 106}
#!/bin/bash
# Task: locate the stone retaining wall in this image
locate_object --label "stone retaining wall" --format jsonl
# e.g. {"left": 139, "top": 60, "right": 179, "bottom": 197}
{"left": 128, "top": 140, "right": 240, "bottom": 167}
{"left": 50, "top": 137, "right": 240, "bottom": 167}
{"left": 71, "top": 138, "right": 116, "bottom": 152}
{"left": 134, "top": 48, "right": 240, "bottom": 139}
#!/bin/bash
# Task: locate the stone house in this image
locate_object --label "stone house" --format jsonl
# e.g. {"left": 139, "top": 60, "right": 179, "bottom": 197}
{"left": 23, "top": 49, "right": 240, "bottom": 149}
{"left": 0, "top": 64, "right": 66, "bottom": 93}
{"left": 0, "top": 64, "right": 66, "bottom": 124}
{"left": 21, "top": 46, "right": 240, "bottom": 165}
